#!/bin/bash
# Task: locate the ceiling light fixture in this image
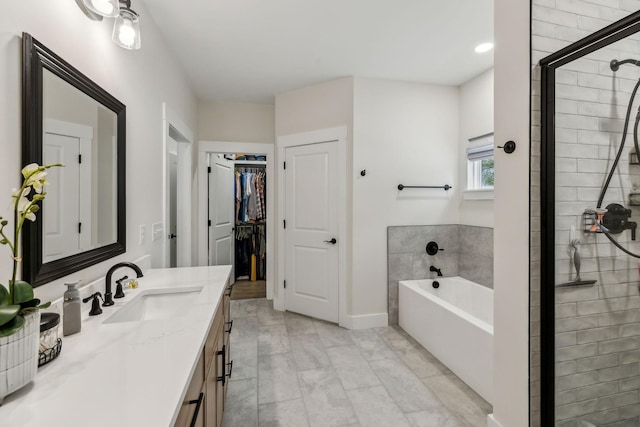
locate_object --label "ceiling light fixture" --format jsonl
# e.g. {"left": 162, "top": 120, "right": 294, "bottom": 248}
{"left": 81, "top": 0, "right": 119, "bottom": 18}
{"left": 112, "top": 1, "right": 141, "bottom": 50}
{"left": 474, "top": 42, "right": 494, "bottom": 53}
{"left": 76, "top": 0, "right": 141, "bottom": 50}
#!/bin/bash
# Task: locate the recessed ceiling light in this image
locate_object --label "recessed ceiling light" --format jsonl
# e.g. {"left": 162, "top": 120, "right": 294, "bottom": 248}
{"left": 474, "top": 43, "right": 494, "bottom": 53}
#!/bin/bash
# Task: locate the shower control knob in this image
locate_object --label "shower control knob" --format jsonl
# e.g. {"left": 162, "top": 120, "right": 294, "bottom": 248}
{"left": 497, "top": 140, "right": 516, "bottom": 154}
{"left": 426, "top": 241, "right": 443, "bottom": 255}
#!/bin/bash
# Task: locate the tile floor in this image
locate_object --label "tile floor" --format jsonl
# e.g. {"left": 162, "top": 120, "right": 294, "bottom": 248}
{"left": 222, "top": 298, "right": 492, "bottom": 427}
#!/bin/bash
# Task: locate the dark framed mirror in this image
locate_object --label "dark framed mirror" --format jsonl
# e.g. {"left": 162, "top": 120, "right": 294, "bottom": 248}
{"left": 22, "top": 33, "right": 126, "bottom": 287}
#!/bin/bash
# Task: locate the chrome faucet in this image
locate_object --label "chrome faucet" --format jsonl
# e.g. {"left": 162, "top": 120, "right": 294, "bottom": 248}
{"left": 104, "top": 262, "right": 144, "bottom": 306}
{"left": 430, "top": 266, "right": 443, "bottom": 277}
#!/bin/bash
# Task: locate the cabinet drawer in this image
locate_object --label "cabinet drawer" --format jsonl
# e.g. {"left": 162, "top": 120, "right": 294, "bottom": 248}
{"left": 204, "top": 302, "right": 224, "bottom": 373}
{"left": 174, "top": 352, "right": 205, "bottom": 427}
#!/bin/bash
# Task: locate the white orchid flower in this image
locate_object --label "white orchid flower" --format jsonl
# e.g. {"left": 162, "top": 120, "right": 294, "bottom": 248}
{"left": 9, "top": 187, "right": 30, "bottom": 211}
{"left": 11, "top": 187, "right": 30, "bottom": 199}
{"left": 21, "top": 163, "right": 40, "bottom": 178}
{"left": 30, "top": 174, "right": 49, "bottom": 194}
{"left": 17, "top": 196, "right": 36, "bottom": 222}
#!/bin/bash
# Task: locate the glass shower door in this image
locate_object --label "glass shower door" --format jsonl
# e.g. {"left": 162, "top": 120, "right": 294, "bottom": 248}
{"left": 540, "top": 12, "right": 640, "bottom": 427}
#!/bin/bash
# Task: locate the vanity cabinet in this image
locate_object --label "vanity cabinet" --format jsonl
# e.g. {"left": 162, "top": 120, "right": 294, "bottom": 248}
{"left": 175, "top": 282, "right": 232, "bottom": 427}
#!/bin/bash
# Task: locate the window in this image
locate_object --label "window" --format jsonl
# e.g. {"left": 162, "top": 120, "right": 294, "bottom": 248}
{"left": 466, "top": 133, "right": 494, "bottom": 191}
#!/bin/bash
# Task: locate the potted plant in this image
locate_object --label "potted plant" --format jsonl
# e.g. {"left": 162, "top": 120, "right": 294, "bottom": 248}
{"left": 0, "top": 163, "right": 61, "bottom": 403}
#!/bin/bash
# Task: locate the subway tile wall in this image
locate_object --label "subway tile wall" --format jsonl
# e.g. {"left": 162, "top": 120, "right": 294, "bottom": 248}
{"left": 531, "top": 1, "right": 640, "bottom": 426}
{"left": 387, "top": 225, "right": 493, "bottom": 325}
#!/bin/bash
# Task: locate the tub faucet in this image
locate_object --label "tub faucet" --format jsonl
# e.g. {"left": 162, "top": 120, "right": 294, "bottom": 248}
{"left": 430, "top": 266, "right": 443, "bottom": 277}
{"left": 104, "top": 262, "right": 144, "bottom": 306}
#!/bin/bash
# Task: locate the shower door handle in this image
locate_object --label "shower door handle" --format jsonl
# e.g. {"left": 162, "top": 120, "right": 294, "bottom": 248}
{"left": 323, "top": 238, "right": 337, "bottom": 244}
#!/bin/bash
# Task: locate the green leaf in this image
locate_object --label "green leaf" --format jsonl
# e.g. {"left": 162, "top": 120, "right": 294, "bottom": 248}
{"left": 19, "top": 298, "right": 40, "bottom": 309}
{"left": 12, "top": 280, "right": 34, "bottom": 304}
{"left": 0, "top": 305, "right": 20, "bottom": 328}
{"left": 38, "top": 301, "right": 51, "bottom": 309}
{"left": 0, "top": 315, "right": 25, "bottom": 337}
{"left": 0, "top": 284, "right": 8, "bottom": 306}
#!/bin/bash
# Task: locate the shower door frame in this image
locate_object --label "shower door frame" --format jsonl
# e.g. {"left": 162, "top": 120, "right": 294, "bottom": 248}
{"left": 539, "top": 11, "right": 640, "bottom": 426}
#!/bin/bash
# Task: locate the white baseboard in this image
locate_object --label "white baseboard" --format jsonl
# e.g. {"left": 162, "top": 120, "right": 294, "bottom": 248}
{"left": 341, "top": 312, "right": 388, "bottom": 330}
{"left": 487, "top": 414, "right": 502, "bottom": 427}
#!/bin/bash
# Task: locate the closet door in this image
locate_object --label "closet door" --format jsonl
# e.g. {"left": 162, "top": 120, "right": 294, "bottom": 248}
{"left": 208, "top": 155, "right": 234, "bottom": 274}
{"left": 284, "top": 141, "right": 339, "bottom": 323}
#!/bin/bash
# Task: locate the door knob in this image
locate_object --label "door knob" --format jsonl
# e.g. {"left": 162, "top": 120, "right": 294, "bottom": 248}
{"left": 168, "top": 233, "right": 177, "bottom": 239}
{"left": 323, "top": 238, "right": 337, "bottom": 244}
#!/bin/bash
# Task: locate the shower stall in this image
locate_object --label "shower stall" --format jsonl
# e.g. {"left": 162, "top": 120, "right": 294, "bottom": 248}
{"left": 540, "top": 11, "right": 640, "bottom": 427}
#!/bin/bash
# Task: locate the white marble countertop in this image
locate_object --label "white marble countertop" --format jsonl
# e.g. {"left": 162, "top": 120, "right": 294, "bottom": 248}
{"left": 0, "top": 265, "right": 232, "bottom": 427}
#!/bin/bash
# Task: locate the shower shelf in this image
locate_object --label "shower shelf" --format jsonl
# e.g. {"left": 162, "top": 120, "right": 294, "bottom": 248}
{"left": 582, "top": 211, "right": 604, "bottom": 234}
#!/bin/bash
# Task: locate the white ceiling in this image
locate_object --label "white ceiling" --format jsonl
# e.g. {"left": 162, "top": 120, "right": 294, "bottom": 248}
{"left": 141, "top": 0, "right": 493, "bottom": 104}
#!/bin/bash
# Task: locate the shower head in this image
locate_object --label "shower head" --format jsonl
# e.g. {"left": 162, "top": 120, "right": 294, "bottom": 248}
{"left": 610, "top": 58, "right": 640, "bottom": 71}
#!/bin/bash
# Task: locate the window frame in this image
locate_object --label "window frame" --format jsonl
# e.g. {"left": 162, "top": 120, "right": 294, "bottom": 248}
{"left": 464, "top": 132, "right": 494, "bottom": 200}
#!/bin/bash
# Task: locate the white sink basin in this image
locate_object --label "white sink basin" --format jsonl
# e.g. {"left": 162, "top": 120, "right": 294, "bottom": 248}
{"left": 104, "top": 286, "right": 203, "bottom": 324}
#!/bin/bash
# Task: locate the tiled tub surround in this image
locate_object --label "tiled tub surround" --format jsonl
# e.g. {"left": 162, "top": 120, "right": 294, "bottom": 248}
{"left": 531, "top": 2, "right": 640, "bottom": 426}
{"left": 387, "top": 225, "right": 493, "bottom": 325}
{"left": 223, "top": 298, "right": 492, "bottom": 427}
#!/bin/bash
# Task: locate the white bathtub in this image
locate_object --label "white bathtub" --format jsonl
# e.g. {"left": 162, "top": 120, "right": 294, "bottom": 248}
{"left": 399, "top": 277, "right": 493, "bottom": 404}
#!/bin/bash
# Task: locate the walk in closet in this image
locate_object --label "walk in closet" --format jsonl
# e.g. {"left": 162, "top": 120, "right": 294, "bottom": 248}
{"left": 234, "top": 161, "right": 266, "bottom": 282}
{"left": 208, "top": 153, "right": 267, "bottom": 299}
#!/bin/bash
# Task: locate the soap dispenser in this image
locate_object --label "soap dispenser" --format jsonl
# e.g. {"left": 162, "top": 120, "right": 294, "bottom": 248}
{"left": 63, "top": 281, "right": 81, "bottom": 336}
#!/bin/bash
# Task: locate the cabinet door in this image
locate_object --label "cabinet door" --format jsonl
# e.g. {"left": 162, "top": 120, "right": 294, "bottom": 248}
{"left": 205, "top": 323, "right": 223, "bottom": 427}
{"left": 174, "top": 353, "right": 205, "bottom": 427}
{"left": 205, "top": 300, "right": 224, "bottom": 373}
{"left": 216, "top": 325, "right": 226, "bottom": 427}
{"left": 224, "top": 281, "right": 232, "bottom": 400}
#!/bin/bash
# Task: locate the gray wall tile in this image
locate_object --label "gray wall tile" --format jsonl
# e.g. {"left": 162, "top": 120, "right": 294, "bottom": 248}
{"left": 387, "top": 224, "right": 494, "bottom": 325}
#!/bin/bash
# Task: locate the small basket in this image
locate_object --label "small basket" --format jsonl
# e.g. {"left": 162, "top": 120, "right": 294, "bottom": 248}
{"left": 38, "top": 338, "right": 62, "bottom": 367}
{"left": 38, "top": 313, "right": 62, "bottom": 367}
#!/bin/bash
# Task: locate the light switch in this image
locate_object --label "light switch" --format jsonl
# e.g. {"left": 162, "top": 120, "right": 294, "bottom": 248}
{"left": 152, "top": 222, "right": 164, "bottom": 242}
{"left": 139, "top": 225, "right": 145, "bottom": 245}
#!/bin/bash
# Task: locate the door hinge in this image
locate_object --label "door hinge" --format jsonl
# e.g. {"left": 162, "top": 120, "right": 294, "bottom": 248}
{"left": 208, "top": 166, "right": 211, "bottom": 173}
{"left": 208, "top": 220, "right": 211, "bottom": 227}
{"left": 284, "top": 280, "right": 286, "bottom": 289}
{"left": 283, "top": 219, "right": 286, "bottom": 229}
{"left": 283, "top": 161, "right": 286, "bottom": 169}
{"left": 78, "top": 154, "right": 82, "bottom": 164}
{"left": 78, "top": 222, "right": 82, "bottom": 234}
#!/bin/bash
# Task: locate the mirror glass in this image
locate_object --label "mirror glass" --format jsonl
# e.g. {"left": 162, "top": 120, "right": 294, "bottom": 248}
{"left": 23, "top": 33, "right": 126, "bottom": 287}
{"left": 42, "top": 69, "right": 118, "bottom": 263}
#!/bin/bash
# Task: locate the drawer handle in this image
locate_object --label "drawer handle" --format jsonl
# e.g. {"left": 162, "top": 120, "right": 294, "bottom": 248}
{"left": 188, "top": 392, "right": 204, "bottom": 427}
{"left": 216, "top": 345, "right": 226, "bottom": 385}
{"left": 225, "top": 320, "right": 233, "bottom": 334}
{"left": 226, "top": 360, "right": 233, "bottom": 379}
{"left": 224, "top": 286, "right": 233, "bottom": 297}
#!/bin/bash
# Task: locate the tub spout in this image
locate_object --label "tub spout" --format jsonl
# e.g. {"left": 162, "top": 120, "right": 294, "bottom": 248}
{"left": 429, "top": 266, "right": 443, "bottom": 277}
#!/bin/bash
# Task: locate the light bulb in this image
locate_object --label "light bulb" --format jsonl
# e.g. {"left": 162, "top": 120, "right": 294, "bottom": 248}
{"left": 118, "top": 20, "right": 136, "bottom": 47}
{"left": 91, "top": 0, "right": 114, "bottom": 16}
{"left": 81, "top": 0, "right": 119, "bottom": 18}
{"left": 112, "top": 8, "right": 141, "bottom": 50}
{"left": 474, "top": 43, "right": 494, "bottom": 53}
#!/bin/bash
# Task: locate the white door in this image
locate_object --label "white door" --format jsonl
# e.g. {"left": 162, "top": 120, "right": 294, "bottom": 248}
{"left": 285, "top": 141, "right": 339, "bottom": 323}
{"left": 43, "top": 133, "right": 81, "bottom": 262}
{"left": 208, "top": 155, "right": 235, "bottom": 275}
{"left": 169, "top": 151, "right": 178, "bottom": 268}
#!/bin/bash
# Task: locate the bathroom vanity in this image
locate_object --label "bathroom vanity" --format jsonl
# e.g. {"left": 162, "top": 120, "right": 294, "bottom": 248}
{"left": 0, "top": 266, "right": 232, "bottom": 427}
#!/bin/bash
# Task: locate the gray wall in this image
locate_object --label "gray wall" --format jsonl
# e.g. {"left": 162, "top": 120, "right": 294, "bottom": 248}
{"left": 387, "top": 224, "right": 494, "bottom": 325}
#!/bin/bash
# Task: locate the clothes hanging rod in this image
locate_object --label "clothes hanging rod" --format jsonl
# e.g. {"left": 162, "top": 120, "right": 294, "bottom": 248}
{"left": 397, "top": 184, "right": 452, "bottom": 191}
